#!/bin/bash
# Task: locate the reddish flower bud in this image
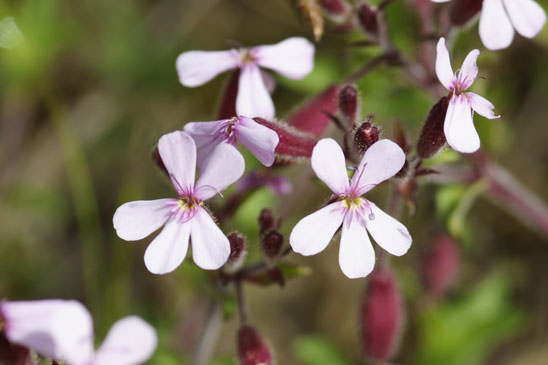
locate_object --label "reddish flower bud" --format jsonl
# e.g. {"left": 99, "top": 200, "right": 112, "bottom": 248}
{"left": 354, "top": 121, "right": 380, "bottom": 153}
{"left": 357, "top": 4, "right": 378, "bottom": 36}
{"left": 237, "top": 325, "right": 273, "bottom": 365}
{"left": 258, "top": 209, "right": 275, "bottom": 235}
{"left": 360, "top": 267, "right": 403, "bottom": 361}
{"left": 417, "top": 96, "right": 449, "bottom": 159}
{"left": 224, "top": 232, "right": 247, "bottom": 272}
{"left": 339, "top": 85, "right": 359, "bottom": 127}
{"left": 254, "top": 118, "right": 318, "bottom": 160}
{"left": 421, "top": 234, "right": 460, "bottom": 296}
{"left": 0, "top": 332, "right": 32, "bottom": 365}
{"left": 395, "top": 159, "right": 409, "bottom": 179}
{"left": 261, "top": 231, "right": 284, "bottom": 264}
{"left": 319, "top": 0, "right": 348, "bottom": 15}
{"left": 218, "top": 69, "right": 239, "bottom": 119}
{"left": 288, "top": 84, "right": 340, "bottom": 137}
{"left": 450, "top": 0, "right": 483, "bottom": 26}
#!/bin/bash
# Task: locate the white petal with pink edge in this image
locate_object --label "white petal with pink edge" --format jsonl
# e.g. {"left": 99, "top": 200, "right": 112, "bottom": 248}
{"left": 311, "top": 138, "right": 350, "bottom": 196}
{"left": 503, "top": 0, "right": 546, "bottom": 38}
{"left": 158, "top": 131, "right": 197, "bottom": 194}
{"left": 444, "top": 94, "right": 480, "bottom": 153}
{"left": 435, "top": 37, "right": 454, "bottom": 90}
{"left": 480, "top": 0, "right": 514, "bottom": 50}
{"left": 254, "top": 37, "right": 315, "bottom": 79}
{"left": 365, "top": 202, "right": 412, "bottom": 256}
{"left": 338, "top": 215, "right": 375, "bottom": 279}
{"left": 113, "top": 199, "right": 175, "bottom": 241}
{"left": 235, "top": 116, "right": 279, "bottom": 166}
{"left": 468, "top": 92, "right": 500, "bottom": 119}
{"left": 143, "top": 218, "right": 191, "bottom": 275}
{"left": 176, "top": 50, "right": 239, "bottom": 87}
{"left": 236, "top": 64, "right": 275, "bottom": 119}
{"left": 190, "top": 207, "right": 230, "bottom": 270}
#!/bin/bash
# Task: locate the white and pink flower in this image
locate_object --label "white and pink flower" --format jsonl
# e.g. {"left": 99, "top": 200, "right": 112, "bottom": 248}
{"left": 176, "top": 37, "right": 315, "bottom": 119}
{"left": 113, "top": 131, "right": 244, "bottom": 274}
{"left": 289, "top": 138, "right": 412, "bottom": 279}
{"left": 184, "top": 116, "right": 279, "bottom": 167}
{"left": 0, "top": 299, "right": 156, "bottom": 365}
{"left": 436, "top": 37, "right": 500, "bottom": 153}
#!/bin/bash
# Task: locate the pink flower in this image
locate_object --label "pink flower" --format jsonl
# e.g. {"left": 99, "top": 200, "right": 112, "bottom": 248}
{"left": 0, "top": 299, "right": 156, "bottom": 365}
{"left": 432, "top": 0, "right": 546, "bottom": 50}
{"left": 113, "top": 131, "right": 244, "bottom": 274}
{"left": 184, "top": 116, "right": 279, "bottom": 167}
{"left": 436, "top": 37, "right": 500, "bottom": 154}
{"left": 176, "top": 37, "right": 315, "bottom": 119}
{"left": 289, "top": 138, "right": 412, "bottom": 279}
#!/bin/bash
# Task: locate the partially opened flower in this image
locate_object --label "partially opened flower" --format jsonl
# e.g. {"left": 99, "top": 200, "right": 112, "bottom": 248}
{"left": 289, "top": 138, "right": 412, "bottom": 279}
{"left": 0, "top": 299, "right": 156, "bottom": 365}
{"left": 436, "top": 37, "right": 500, "bottom": 153}
{"left": 176, "top": 37, "right": 315, "bottom": 119}
{"left": 113, "top": 131, "right": 244, "bottom": 274}
{"left": 184, "top": 116, "right": 279, "bottom": 167}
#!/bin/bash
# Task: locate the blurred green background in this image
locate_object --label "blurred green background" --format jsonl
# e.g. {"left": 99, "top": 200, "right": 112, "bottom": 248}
{"left": 1, "top": 0, "right": 548, "bottom": 364}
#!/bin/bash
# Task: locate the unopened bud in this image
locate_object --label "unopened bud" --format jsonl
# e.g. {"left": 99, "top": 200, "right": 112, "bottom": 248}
{"left": 360, "top": 267, "right": 403, "bottom": 361}
{"left": 450, "top": 0, "right": 482, "bottom": 26}
{"left": 218, "top": 69, "right": 239, "bottom": 119}
{"left": 254, "top": 118, "right": 318, "bottom": 160}
{"left": 421, "top": 234, "right": 460, "bottom": 296}
{"left": 395, "top": 159, "right": 409, "bottom": 179}
{"left": 357, "top": 4, "right": 378, "bottom": 36}
{"left": 261, "top": 231, "right": 284, "bottom": 264}
{"left": 320, "top": 0, "right": 348, "bottom": 16}
{"left": 354, "top": 121, "right": 380, "bottom": 153}
{"left": 258, "top": 209, "right": 275, "bottom": 235}
{"left": 0, "top": 332, "right": 32, "bottom": 365}
{"left": 417, "top": 96, "right": 449, "bottom": 159}
{"left": 339, "top": 85, "right": 359, "bottom": 126}
{"left": 224, "top": 232, "right": 247, "bottom": 272}
{"left": 288, "top": 84, "right": 340, "bottom": 137}
{"left": 237, "top": 325, "right": 273, "bottom": 365}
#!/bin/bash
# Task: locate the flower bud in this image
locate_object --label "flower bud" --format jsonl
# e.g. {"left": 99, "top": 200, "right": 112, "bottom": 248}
{"left": 354, "top": 121, "right": 380, "bottom": 153}
{"left": 417, "top": 96, "right": 449, "bottom": 159}
{"left": 360, "top": 267, "right": 403, "bottom": 361}
{"left": 261, "top": 231, "right": 284, "bottom": 265}
{"left": 218, "top": 69, "right": 239, "bottom": 119}
{"left": 237, "top": 325, "right": 273, "bottom": 365}
{"left": 288, "top": 84, "right": 340, "bottom": 137}
{"left": 320, "top": 0, "right": 349, "bottom": 17}
{"left": 254, "top": 118, "right": 318, "bottom": 160}
{"left": 0, "top": 332, "right": 32, "bottom": 365}
{"left": 224, "top": 232, "right": 247, "bottom": 272}
{"left": 258, "top": 209, "right": 275, "bottom": 235}
{"left": 357, "top": 4, "right": 378, "bottom": 36}
{"left": 420, "top": 234, "right": 460, "bottom": 296}
{"left": 450, "top": 0, "right": 482, "bottom": 26}
{"left": 339, "top": 85, "right": 359, "bottom": 127}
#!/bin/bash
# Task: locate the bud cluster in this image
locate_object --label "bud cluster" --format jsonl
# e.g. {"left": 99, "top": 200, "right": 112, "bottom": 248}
{"left": 258, "top": 209, "right": 285, "bottom": 265}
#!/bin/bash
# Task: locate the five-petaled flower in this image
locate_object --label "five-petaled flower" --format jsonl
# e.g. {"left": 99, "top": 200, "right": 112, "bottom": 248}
{"left": 184, "top": 115, "right": 279, "bottom": 167}
{"left": 432, "top": 0, "right": 546, "bottom": 50}
{"left": 436, "top": 37, "right": 500, "bottom": 153}
{"left": 289, "top": 138, "right": 412, "bottom": 279}
{"left": 113, "top": 131, "right": 244, "bottom": 275}
{"left": 0, "top": 299, "right": 157, "bottom": 365}
{"left": 176, "top": 37, "right": 315, "bottom": 119}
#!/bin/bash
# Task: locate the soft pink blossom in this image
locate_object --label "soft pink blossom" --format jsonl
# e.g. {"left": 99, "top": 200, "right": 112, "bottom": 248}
{"left": 184, "top": 116, "right": 279, "bottom": 167}
{"left": 0, "top": 299, "right": 156, "bottom": 365}
{"left": 435, "top": 37, "right": 500, "bottom": 154}
{"left": 113, "top": 131, "right": 244, "bottom": 274}
{"left": 176, "top": 37, "right": 315, "bottom": 119}
{"left": 289, "top": 138, "right": 412, "bottom": 279}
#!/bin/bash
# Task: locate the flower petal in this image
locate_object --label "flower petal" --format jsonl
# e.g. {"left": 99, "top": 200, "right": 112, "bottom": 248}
{"left": 289, "top": 201, "right": 345, "bottom": 256}
{"left": 254, "top": 37, "right": 315, "bottom": 79}
{"left": 190, "top": 207, "right": 230, "bottom": 270}
{"left": 113, "top": 199, "right": 175, "bottom": 241}
{"left": 176, "top": 50, "right": 239, "bottom": 87}
{"left": 93, "top": 316, "right": 157, "bottom": 365}
{"left": 236, "top": 64, "right": 275, "bottom": 119}
{"left": 194, "top": 143, "right": 245, "bottom": 201}
{"left": 158, "top": 131, "right": 196, "bottom": 195}
{"left": 435, "top": 37, "right": 454, "bottom": 90}
{"left": 1, "top": 300, "right": 94, "bottom": 365}
{"left": 468, "top": 92, "right": 500, "bottom": 119}
{"left": 480, "top": 0, "right": 514, "bottom": 50}
{"left": 350, "top": 139, "right": 406, "bottom": 196}
{"left": 457, "top": 49, "right": 480, "bottom": 90}
{"left": 234, "top": 116, "right": 279, "bottom": 166}
{"left": 503, "top": 0, "right": 546, "bottom": 38}
{"left": 183, "top": 120, "right": 228, "bottom": 149}
{"left": 444, "top": 95, "right": 480, "bottom": 153}
{"left": 365, "top": 202, "right": 412, "bottom": 256}
{"left": 311, "top": 138, "right": 350, "bottom": 195}
{"left": 143, "top": 218, "right": 191, "bottom": 275}
{"left": 339, "top": 215, "right": 375, "bottom": 279}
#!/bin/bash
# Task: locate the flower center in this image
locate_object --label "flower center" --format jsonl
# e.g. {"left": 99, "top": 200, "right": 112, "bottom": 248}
{"left": 240, "top": 49, "right": 256, "bottom": 64}
{"left": 218, "top": 117, "right": 239, "bottom": 145}
{"left": 171, "top": 196, "right": 202, "bottom": 223}
{"left": 340, "top": 195, "right": 375, "bottom": 223}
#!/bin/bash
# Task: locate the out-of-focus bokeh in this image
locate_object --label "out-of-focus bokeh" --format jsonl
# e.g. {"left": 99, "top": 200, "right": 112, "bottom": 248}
{"left": 1, "top": 0, "right": 548, "bottom": 364}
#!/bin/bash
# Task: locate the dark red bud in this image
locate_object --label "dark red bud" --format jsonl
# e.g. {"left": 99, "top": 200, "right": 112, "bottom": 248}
{"left": 339, "top": 85, "right": 359, "bottom": 126}
{"left": 225, "top": 232, "right": 247, "bottom": 272}
{"left": 258, "top": 209, "right": 275, "bottom": 235}
{"left": 261, "top": 231, "right": 284, "bottom": 263}
{"left": 237, "top": 325, "right": 273, "bottom": 365}
{"left": 0, "top": 332, "right": 32, "bottom": 365}
{"left": 395, "top": 159, "right": 409, "bottom": 179}
{"left": 357, "top": 4, "right": 378, "bottom": 36}
{"left": 218, "top": 69, "right": 239, "bottom": 119}
{"left": 354, "top": 121, "right": 380, "bottom": 153}
{"left": 254, "top": 118, "right": 318, "bottom": 160}
{"left": 319, "top": 0, "right": 348, "bottom": 15}
{"left": 360, "top": 267, "right": 403, "bottom": 361}
{"left": 450, "top": 0, "right": 483, "bottom": 26}
{"left": 421, "top": 234, "right": 460, "bottom": 296}
{"left": 417, "top": 96, "right": 449, "bottom": 159}
{"left": 393, "top": 120, "right": 410, "bottom": 154}
{"left": 152, "top": 146, "right": 168, "bottom": 176}
{"left": 288, "top": 84, "right": 340, "bottom": 137}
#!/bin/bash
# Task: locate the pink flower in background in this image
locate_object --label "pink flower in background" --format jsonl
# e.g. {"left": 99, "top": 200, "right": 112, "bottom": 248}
{"left": 436, "top": 37, "right": 500, "bottom": 153}
{"left": 0, "top": 299, "right": 156, "bottom": 365}
{"left": 113, "top": 131, "right": 244, "bottom": 274}
{"left": 176, "top": 37, "right": 315, "bottom": 119}
{"left": 289, "top": 138, "right": 412, "bottom": 279}
{"left": 184, "top": 116, "right": 279, "bottom": 167}
{"left": 432, "top": 0, "right": 546, "bottom": 50}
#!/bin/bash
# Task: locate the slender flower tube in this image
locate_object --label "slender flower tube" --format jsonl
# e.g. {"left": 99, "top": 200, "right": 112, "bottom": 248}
{"left": 176, "top": 37, "right": 315, "bottom": 119}
{"left": 113, "top": 131, "right": 244, "bottom": 274}
{"left": 0, "top": 299, "right": 156, "bottom": 365}
{"left": 184, "top": 116, "right": 279, "bottom": 167}
{"left": 289, "top": 138, "right": 412, "bottom": 279}
{"left": 435, "top": 37, "right": 500, "bottom": 154}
